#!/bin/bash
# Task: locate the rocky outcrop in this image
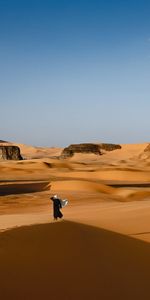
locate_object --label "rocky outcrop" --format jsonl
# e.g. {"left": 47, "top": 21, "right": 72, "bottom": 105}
{"left": 61, "top": 143, "right": 121, "bottom": 158}
{"left": 140, "top": 144, "right": 150, "bottom": 159}
{"left": 0, "top": 146, "right": 23, "bottom": 160}
{"left": 0, "top": 140, "right": 8, "bottom": 143}
{"left": 144, "top": 144, "right": 150, "bottom": 152}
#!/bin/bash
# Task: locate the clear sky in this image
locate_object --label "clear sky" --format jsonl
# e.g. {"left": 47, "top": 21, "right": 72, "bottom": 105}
{"left": 0, "top": 0, "right": 150, "bottom": 147}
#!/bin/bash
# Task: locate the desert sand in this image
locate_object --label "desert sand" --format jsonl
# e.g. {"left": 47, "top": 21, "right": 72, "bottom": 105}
{"left": 0, "top": 142, "right": 150, "bottom": 299}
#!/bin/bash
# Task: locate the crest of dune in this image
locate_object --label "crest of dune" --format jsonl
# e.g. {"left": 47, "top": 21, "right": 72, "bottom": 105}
{"left": 49, "top": 180, "right": 115, "bottom": 194}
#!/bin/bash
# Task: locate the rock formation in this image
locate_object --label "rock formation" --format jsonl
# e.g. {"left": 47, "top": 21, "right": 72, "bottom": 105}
{"left": 140, "top": 144, "right": 150, "bottom": 159}
{"left": 0, "top": 140, "right": 8, "bottom": 143}
{"left": 61, "top": 143, "right": 121, "bottom": 158}
{"left": 0, "top": 146, "right": 23, "bottom": 160}
{"left": 144, "top": 144, "right": 150, "bottom": 152}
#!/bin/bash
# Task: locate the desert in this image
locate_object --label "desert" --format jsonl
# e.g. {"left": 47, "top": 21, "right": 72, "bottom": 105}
{"left": 0, "top": 141, "right": 150, "bottom": 299}
{"left": 1, "top": 1, "right": 150, "bottom": 299}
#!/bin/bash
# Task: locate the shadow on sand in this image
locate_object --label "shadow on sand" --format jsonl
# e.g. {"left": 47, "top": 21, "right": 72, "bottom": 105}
{"left": 0, "top": 181, "right": 50, "bottom": 196}
{"left": 0, "top": 220, "right": 150, "bottom": 300}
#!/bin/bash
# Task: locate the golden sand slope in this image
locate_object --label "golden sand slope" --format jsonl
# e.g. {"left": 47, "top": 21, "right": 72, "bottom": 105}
{"left": 0, "top": 221, "right": 150, "bottom": 300}
{"left": 49, "top": 180, "right": 115, "bottom": 194}
{"left": 0, "top": 142, "right": 150, "bottom": 183}
{"left": 0, "top": 142, "right": 150, "bottom": 300}
{"left": 17, "top": 143, "right": 62, "bottom": 159}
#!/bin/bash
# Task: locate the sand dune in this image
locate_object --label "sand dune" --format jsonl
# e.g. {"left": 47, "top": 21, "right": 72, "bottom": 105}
{"left": 1, "top": 142, "right": 150, "bottom": 184}
{"left": 0, "top": 142, "right": 150, "bottom": 299}
{"left": 127, "top": 190, "right": 150, "bottom": 201}
{"left": 17, "top": 143, "right": 62, "bottom": 159}
{"left": 0, "top": 221, "right": 150, "bottom": 300}
{"left": 0, "top": 141, "right": 62, "bottom": 159}
{"left": 49, "top": 180, "right": 115, "bottom": 194}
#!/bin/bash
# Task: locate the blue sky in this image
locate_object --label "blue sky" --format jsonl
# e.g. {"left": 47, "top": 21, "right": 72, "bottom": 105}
{"left": 0, "top": 0, "right": 150, "bottom": 147}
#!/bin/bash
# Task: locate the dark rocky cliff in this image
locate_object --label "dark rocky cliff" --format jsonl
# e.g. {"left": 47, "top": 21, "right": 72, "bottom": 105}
{"left": 61, "top": 143, "right": 121, "bottom": 158}
{"left": 0, "top": 146, "right": 23, "bottom": 160}
{"left": 0, "top": 140, "right": 8, "bottom": 143}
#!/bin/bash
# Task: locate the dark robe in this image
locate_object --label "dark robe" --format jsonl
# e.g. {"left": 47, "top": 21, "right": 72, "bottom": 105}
{"left": 51, "top": 197, "right": 63, "bottom": 220}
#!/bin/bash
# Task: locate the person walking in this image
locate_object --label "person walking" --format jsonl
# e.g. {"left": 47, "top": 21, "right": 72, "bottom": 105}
{"left": 50, "top": 194, "right": 63, "bottom": 220}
